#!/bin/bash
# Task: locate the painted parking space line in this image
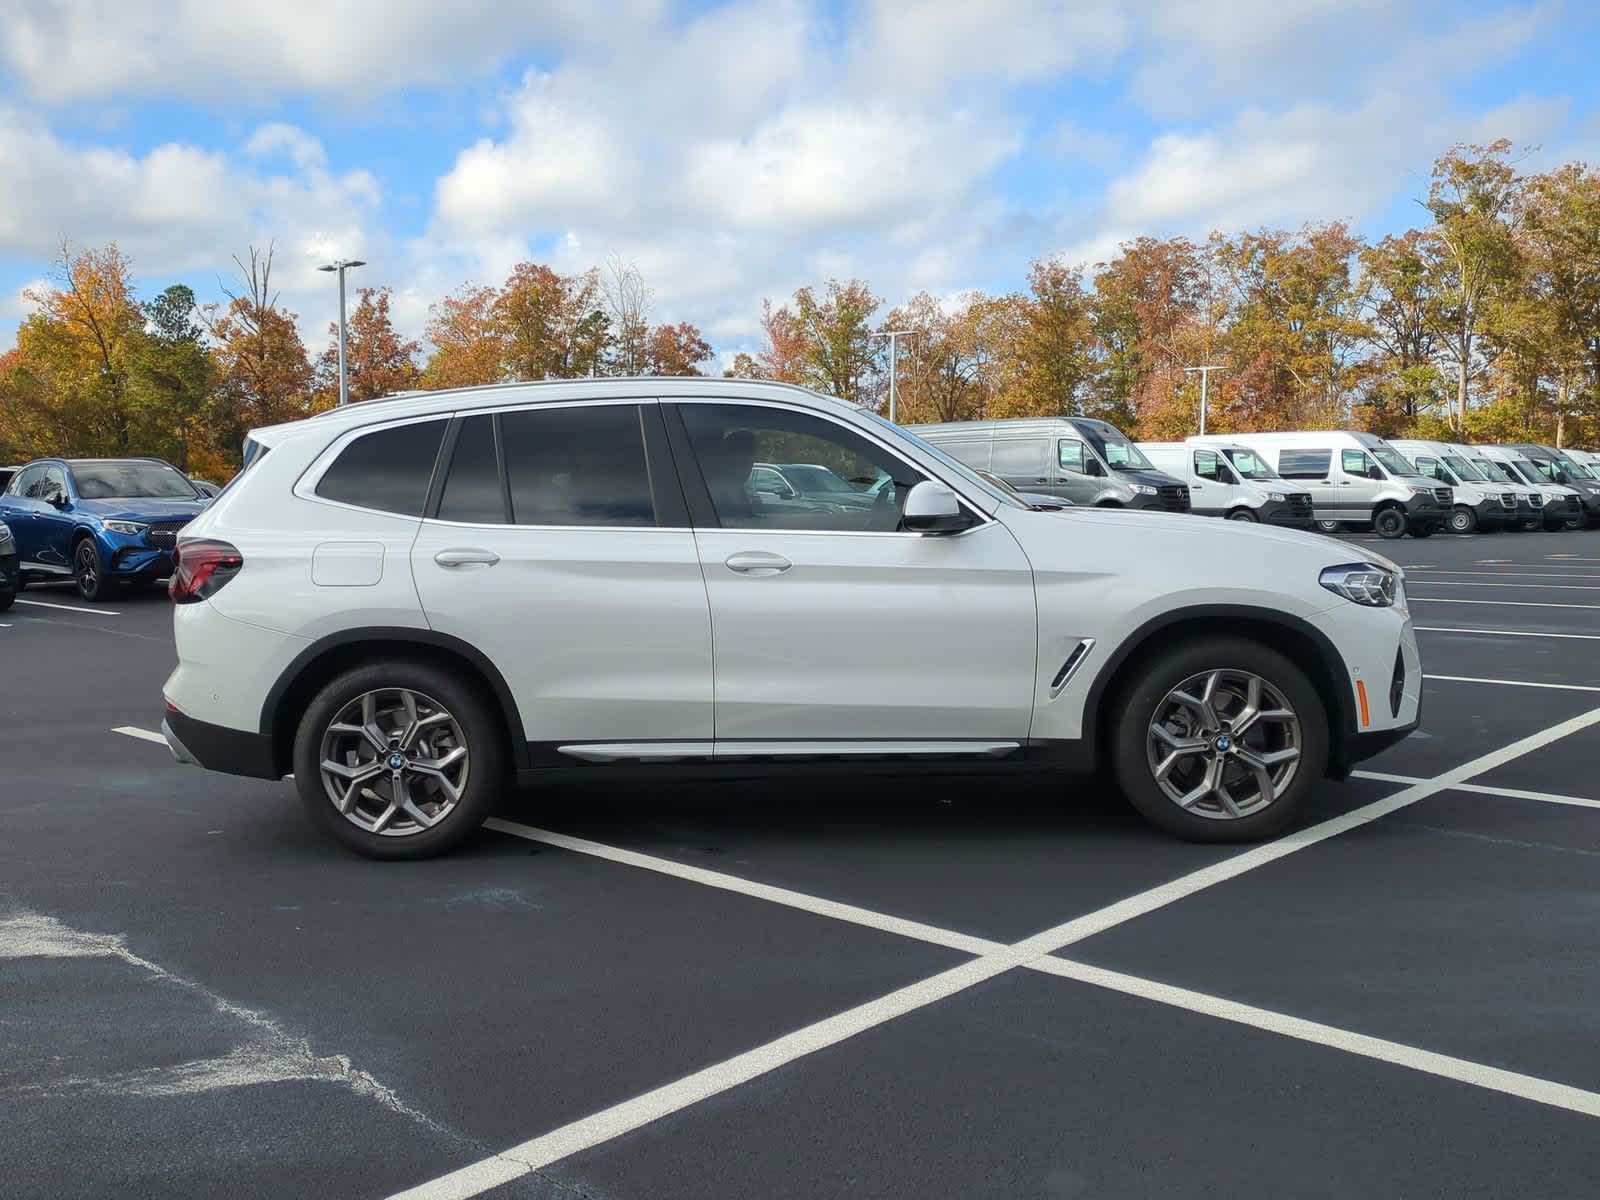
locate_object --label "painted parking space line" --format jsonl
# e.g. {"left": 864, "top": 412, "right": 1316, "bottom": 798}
{"left": 113, "top": 726, "right": 169, "bottom": 745}
{"left": 1409, "top": 597, "right": 1600, "bottom": 610}
{"left": 15, "top": 597, "right": 123, "bottom": 616}
{"left": 1035, "top": 957, "right": 1600, "bottom": 1120}
{"left": 1416, "top": 626, "right": 1600, "bottom": 641}
{"left": 1353, "top": 770, "right": 1600, "bottom": 812}
{"left": 1407, "top": 581, "right": 1600, "bottom": 590}
{"left": 391, "top": 707, "right": 1600, "bottom": 1200}
{"left": 1425, "top": 674, "right": 1600, "bottom": 694}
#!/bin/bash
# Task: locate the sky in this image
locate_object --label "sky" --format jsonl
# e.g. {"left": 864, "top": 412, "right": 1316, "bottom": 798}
{"left": 2, "top": 0, "right": 1598, "bottom": 366}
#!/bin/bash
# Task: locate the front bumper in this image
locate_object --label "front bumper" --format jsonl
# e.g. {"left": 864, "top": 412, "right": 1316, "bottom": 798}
{"left": 1470, "top": 497, "right": 1510, "bottom": 529}
{"left": 0, "top": 550, "right": 17, "bottom": 594}
{"left": 1260, "top": 498, "right": 1315, "bottom": 529}
{"left": 104, "top": 540, "right": 174, "bottom": 580}
{"left": 1319, "top": 604, "right": 1422, "bottom": 777}
{"left": 162, "top": 708, "right": 281, "bottom": 780}
{"left": 1402, "top": 494, "right": 1446, "bottom": 529}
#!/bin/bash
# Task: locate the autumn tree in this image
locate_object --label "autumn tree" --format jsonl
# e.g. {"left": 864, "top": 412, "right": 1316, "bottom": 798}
{"left": 315, "top": 286, "right": 420, "bottom": 403}
{"left": 421, "top": 284, "right": 502, "bottom": 389}
{"left": 1088, "top": 237, "right": 1211, "bottom": 434}
{"left": 204, "top": 244, "right": 315, "bottom": 447}
{"left": 878, "top": 292, "right": 995, "bottom": 424}
{"left": 12, "top": 241, "right": 147, "bottom": 455}
{"left": 759, "top": 279, "right": 880, "bottom": 404}
{"left": 494, "top": 262, "right": 609, "bottom": 380}
{"left": 1423, "top": 140, "right": 1525, "bottom": 432}
{"left": 1357, "top": 231, "right": 1447, "bottom": 434}
{"left": 644, "top": 322, "right": 713, "bottom": 376}
{"left": 995, "top": 260, "right": 1099, "bottom": 420}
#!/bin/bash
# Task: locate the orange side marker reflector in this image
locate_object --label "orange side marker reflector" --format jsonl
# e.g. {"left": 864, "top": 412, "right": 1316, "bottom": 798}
{"left": 1355, "top": 679, "right": 1371, "bottom": 727}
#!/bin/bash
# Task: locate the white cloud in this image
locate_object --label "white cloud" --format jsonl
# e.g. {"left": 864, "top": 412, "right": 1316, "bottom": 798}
{"left": 244, "top": 124, "right": 327, "bottom": 170}
{"left": 0, "top": 0, "right": 658, "bottom": 103}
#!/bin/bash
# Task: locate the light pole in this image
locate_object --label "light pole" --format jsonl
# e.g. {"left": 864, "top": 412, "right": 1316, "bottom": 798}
{"left": 871, "top": 329, "right": 917, "bottom": 422}
{"left": 318, "top": 259, "right": 366, "bottom": 406}
{"left": 1183, "top": 364, "right": 1226, "bottom": 435}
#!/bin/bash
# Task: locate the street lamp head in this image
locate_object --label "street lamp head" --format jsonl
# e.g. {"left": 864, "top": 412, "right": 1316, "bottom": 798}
{"left": 346, "top": 260, "right": 366, "bottom": 269}
{"left": 318, "top": 264, "right": 336, "bottom": 272}
{"left": 318, "top": 260, "right": 367, "bottom": 272}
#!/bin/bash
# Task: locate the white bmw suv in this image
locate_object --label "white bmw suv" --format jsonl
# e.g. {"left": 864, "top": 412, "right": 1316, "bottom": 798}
{"left": 162, "top": 379, "right": 1421, "bottom": 858}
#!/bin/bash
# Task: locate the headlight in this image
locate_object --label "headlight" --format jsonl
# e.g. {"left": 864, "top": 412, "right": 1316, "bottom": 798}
{"left": 1320, "top": 562, "right": 1399, "bottom": 607}
{"left": 1131, "top": 484, "right": 1158, "bottom": 496}
{"left": 103, "top": 520, "right": 148, "bottom": 536}
{"left": 1268, "top": 492, "right": 1287, "bottom": 502}
{"left": 1407, "top": 485, "right": 1433, "bottom": 495}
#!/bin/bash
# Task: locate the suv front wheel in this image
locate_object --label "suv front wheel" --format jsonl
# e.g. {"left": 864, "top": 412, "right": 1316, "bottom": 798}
{"left": 293, "top": 661, "right": 506, "bottom": 859}
{"left": 1111, "top": 638, "right": 1329, "bottom": 842}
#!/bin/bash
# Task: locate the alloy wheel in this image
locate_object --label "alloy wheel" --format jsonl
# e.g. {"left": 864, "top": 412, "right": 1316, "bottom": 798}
{"left": 1145, "top": 668, "right": 1302, "bottom": 820}
{"left": 318, "top": 688, "right": 470, "bottom": 836}
{"left": 75, "top": 542, "right": 99, "bottom": 597}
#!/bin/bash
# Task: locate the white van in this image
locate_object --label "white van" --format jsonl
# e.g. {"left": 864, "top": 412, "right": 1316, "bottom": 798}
{"left": 1204, "top": 431, "right": 1449, "bottom": 540}
{"left": 1387, "top": 439, "right": 1518, "bottom": 534}
{"left": 1474, "top": 445, "right": 1583, "bottom": 530}
{"left": 1138, "top": 441, "right": 1314, "bottom": 528}
{"left": 1454, "top": 445, "right": 1547, "bottom": 530}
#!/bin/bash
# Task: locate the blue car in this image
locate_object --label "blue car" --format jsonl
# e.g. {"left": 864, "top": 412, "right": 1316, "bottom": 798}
{"left": 0, "top": 458, "right": 210, "bottom": 602}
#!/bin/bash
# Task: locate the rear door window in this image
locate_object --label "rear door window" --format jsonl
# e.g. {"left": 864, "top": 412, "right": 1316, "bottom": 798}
{"left": 436, "top": 415, "right": 506, "bottom": 524}
{"left": 315, "top": 419, "right": 448, "bottom": 516}
{"left": 1277, "top": 449, "right": 1330, "bottom": 479}
{"left": 500, "top": 404, "right": 655, "bottom": 527}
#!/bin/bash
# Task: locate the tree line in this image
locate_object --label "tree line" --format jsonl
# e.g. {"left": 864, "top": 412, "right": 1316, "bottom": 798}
{"left": 3, "top": 139, "right": 1597, "bottom": 479}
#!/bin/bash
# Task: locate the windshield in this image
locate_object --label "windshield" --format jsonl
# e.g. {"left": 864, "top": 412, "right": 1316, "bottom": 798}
{"left": 1441, "top": 455, "right": 1487, "bottom": 482}
{"left": 72, "top": 461, "right": 199, "bottom": 500}
{"left": 1507, "top": 458, "right": 1545, "bottom": 486}
{"left": 1220, "top": 448, "right": 1279, "bottom": 480}
{"left": 1079, "top": 425, "right": 1154, "bottom": 471}
{"left": 863, "top": 412, "right": 1018, "bottom": 508}
{"left": 1531, "top": 457, "right": 1581, "bottom": 485}
{"left": 780, "top": 464, "right": 857, "bottom": 494}
{"left": 1370, "top": 446, "right": 1414, "bottom": 476}
{"left": 1583, "top": 462, "right": 1600, "bottom": 482}
{"left": 1474, "top": 458, "right": 1518, "bottom": 485}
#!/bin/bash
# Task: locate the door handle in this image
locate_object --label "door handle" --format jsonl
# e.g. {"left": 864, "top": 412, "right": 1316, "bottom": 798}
{"left": 1031, "top": 477, "right": 1047, "bottom": 484}
{"left": 434, "top": 548, "right": 500, "bottom": 568}
{"left": 725, "top": 551, "right": 791, "bottom": 576}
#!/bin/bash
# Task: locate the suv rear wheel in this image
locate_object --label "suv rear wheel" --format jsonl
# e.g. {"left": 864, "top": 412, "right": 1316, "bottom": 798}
{"left": 293, "top": 660, "right": 506, "bottom": 859}
{"left": 1110, "top": 637, "right": 1329, "bottom": 842}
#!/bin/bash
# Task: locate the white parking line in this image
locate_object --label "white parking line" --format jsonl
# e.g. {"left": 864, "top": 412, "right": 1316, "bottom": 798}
{"left": 1035, "top": 957, "right": 1600, "bottom": 1120}
{"left": 1410, "top": 597, "right": 1600, "bottom": 610}
{"left": 393, "top": 706, "right": 1600, "bottom": 1200}
{"left": 1416, "top": 626, "right": 1600, "bottom": 641}
{"left": 1353, "top": 770, "right": 1600, "bottom": 812}
{"left": 15, "top": 597, "right": 122, "bottom": 616}
{"left": 113, "top": 726, "right": 168, "bottom": 745}
{"left": 1406, "top": 581, "right": 1600, "bottom": 591}
{"left": 1425, "top": 674, "right": 1600, "bottom": 694}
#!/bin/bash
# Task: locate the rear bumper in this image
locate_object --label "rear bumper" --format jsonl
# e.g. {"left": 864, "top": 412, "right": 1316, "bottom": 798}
{"left": 162, "top": 707, "right": 281, "bottom": 780}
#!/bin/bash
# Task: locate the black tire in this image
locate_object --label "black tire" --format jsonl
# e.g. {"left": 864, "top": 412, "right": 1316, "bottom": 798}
{"left": 1315, "top": 519, "right": 1342, "bottom": 533}
{"left": 1519, "top": 519, "right": 1541, "bottom": 531}
{"left": 293, "top": 659, "right": 507, "bottom": 860}
{"left": 1447, "top": 506, "right": 1478, "bottom": 535}
{"left": 1109, "top": 637, "right": 1329, "bottom": 843}
{"left": 73, "top": 537, "right": 110, "bottom": 602}
{"left": 1226, "top": 508, "right": 1258, "bottom": 522}
{"left": 0, "top": 589, "right": 13, "bottom": 612}
{"left": 1564, "top": 516, "right": 1584, "bottom": 531}
{"left": 1373, "top": 507, "right": 1407, "bottom": 539}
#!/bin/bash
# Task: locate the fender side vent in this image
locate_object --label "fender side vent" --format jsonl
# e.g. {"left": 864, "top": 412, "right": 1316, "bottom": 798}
{"left": 1050, "top": 639, "right": 1095, "bottom": 697}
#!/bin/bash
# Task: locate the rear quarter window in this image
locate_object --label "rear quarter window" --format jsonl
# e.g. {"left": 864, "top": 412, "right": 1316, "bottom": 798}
{"left": 315, "top": 419, "right": 448, "bottom": 516}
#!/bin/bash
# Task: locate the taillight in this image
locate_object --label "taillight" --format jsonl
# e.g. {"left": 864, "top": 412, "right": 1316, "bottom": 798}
{"left": 170, "top": 539, "right": 243, "bottom": 604}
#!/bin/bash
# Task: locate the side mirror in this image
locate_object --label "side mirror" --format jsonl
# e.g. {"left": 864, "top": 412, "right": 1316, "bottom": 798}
{"left": 49, "top": 494, "right": 69, "bottom": 510}
{"left": 1370, "top": 466, "right": 1385, "bottom": 481}
{"left": 903, "top": 481, "right": 971, "bottom": 534}
{"left": 1085, "top": 458, "right": 1106, "bottom": 477}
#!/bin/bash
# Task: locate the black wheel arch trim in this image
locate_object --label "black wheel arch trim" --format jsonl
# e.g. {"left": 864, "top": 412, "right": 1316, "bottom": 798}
{"left": 1079, "top": 604, "right": 1360, "bottom": 778}
{"left": 259, "top": 626, "right": 530, "bottom": 772}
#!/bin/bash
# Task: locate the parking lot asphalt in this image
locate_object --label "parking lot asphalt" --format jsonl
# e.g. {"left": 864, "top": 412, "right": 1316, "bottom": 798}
{"left": 3, "top": 526, "right": 1599, "bottom": 1199}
